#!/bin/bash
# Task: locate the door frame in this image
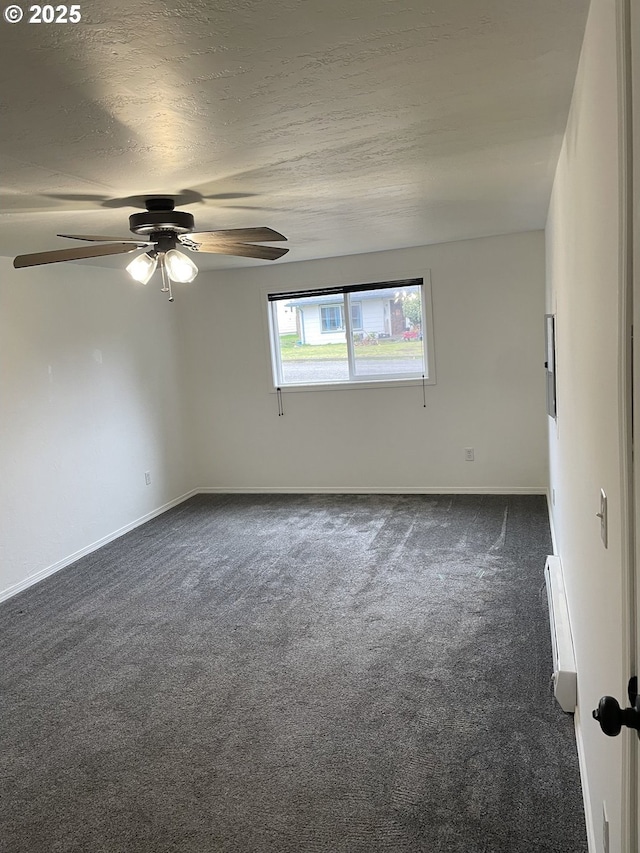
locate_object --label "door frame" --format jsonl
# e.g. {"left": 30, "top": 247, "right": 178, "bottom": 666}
{"left": 620, "top": 0, "right": 637, "bottom": 848}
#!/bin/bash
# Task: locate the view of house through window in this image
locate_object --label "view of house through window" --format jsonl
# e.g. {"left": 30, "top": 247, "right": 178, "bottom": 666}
{"left": 268, "top": 278, "right": 430, "bottom": 387}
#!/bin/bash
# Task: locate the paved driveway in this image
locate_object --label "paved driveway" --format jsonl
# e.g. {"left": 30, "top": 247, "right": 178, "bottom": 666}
{"left": 281, "top": 358, "right": 423, "bottom": 384}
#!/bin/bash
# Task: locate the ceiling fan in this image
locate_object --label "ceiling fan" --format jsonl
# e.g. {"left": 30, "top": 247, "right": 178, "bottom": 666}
{"left": 13, "top": 197, "right": 289, "bottom": 301}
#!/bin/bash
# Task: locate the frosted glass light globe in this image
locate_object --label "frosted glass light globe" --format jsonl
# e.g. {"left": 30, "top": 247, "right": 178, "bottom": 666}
{"left": 164, "top": 249, "right": 198, "bottom": 283}
{"left": 126, "top": 252, "right": 157, "bottom": 284}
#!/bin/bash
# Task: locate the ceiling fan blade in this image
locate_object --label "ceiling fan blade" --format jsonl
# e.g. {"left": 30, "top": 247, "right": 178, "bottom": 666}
{"left": 189, "top": 242, "right": 289, "bottom": 261}
{"left": 185, "top": 227, "right": 287, "bottom": 243}
{"left": 14, "top": 243, "right": 140, "bottom": 269}
{"left": 58, "top": 233, "right": 150, "bottom": 244}
{"left": 44, "top": 193, "right": 150, "bottom": 209}
{"left": 44, "top": 193, "right": 109, "bottom": 203}
{"left": 205, "top": 193, "right": 258, "bottom": 200}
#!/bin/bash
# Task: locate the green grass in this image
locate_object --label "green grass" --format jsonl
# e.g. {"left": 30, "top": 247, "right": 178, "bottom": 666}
{"left": 278, "top": 333, "right": 423, "bottom": 361}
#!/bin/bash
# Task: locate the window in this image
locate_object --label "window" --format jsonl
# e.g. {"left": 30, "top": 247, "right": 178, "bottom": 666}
{"left": 318, "top": 303, "right": 362, "bottom": 333}
{"left": 321, "top": 304, "right": 343, "bottom": 332}
{"left": 350, "top": 301, "right": 363, "bottom": 331}
{"left": 267, "top": 276, "right": 435, "bottom": 388}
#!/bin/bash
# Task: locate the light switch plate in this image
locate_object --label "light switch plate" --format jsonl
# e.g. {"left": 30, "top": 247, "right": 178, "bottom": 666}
{"left": 599, "top": 489, "right": 608, "bottom": 548}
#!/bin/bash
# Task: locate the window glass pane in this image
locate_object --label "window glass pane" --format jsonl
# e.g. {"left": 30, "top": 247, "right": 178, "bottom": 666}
{"left": 351, "top": 302, "right": 362, "bottom": 330}
{"left": 273, "top": 295, "right": 349, "bottom": 385}
{"left": 350, "top": 286, "right": 424, "bottom": 377}
{"left": 269, "top": 278, "right": 429, "bottom": 387}
{"left": 321, "top": 304, "right": 344, "bottom": 332}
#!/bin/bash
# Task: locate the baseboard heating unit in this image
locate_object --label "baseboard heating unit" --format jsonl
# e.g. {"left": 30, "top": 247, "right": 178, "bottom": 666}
{"left": 544, "top": 555, "right": 577, "bottom": 712}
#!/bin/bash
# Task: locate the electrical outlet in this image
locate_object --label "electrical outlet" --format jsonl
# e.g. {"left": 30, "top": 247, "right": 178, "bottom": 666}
{"left": 144, "top": 471, "right": 151, "bottom": 486}
{"left": 602, "top": 802, "right": 609, "bottom": 853}
{"left": 464, "top": 447, "right": 474, "bottom": 462}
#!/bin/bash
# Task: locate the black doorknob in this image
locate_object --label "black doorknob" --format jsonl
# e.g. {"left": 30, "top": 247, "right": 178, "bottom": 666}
{"left": 593, "top": 695, "right": 640, "bottom": 736}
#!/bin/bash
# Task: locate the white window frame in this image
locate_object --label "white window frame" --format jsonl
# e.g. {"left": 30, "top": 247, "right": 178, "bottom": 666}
{"left": 264, "top": 273, "right": 436, "bottom": 392}
{"left": 350, "top": 301, "right": 363, "bottom": 331}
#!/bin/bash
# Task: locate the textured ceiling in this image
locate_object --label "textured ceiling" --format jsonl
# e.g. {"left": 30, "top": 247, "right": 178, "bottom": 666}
{"left": 0, "top": 0, "right": 589, "bottom": 270}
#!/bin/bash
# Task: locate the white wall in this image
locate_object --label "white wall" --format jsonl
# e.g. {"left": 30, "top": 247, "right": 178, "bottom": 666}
{"left": 546, "top": 0, "right": 626, "bottom": 849}
{"left": 0, "top": 258, "right": 195, "bottom": 600}
{"left": 182, "top": 231, "right": 548, "bottom": 492}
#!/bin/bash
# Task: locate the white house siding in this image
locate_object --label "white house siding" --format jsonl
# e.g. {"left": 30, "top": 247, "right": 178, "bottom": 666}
{"left": 298, "top": 298, "right": 387, "bottom": 345}
{"left": 276, "top": 302, "right": 297, "bottom": 334}
{"left": 298, "top": 304, "right": 345, "bottom": 345}
{"left": 359, "top": 298, "right": 387, "bottom": 335}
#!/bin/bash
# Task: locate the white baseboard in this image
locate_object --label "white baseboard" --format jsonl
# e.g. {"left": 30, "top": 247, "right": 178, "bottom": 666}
{"left": 546, "top": 494, "right": 592, "bottom": 850}
{"left": 546, "top": 489, "right": 559, "bottom": 555}
{"left": 0, "top": 489, "right": 198, "bottom": 603}
{"left": 574, "top": 706, "right": 597, "bottom": 853}
{"left": 196, "top": 486, "right": 548, "bottom": 495}
{"left": 544, "top": 556, "right": 577, "bottom": 712}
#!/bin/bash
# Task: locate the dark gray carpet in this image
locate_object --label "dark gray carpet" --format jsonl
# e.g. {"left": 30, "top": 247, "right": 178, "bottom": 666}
{"left": 1, "top": 494, "right": 586, "bottom": 852}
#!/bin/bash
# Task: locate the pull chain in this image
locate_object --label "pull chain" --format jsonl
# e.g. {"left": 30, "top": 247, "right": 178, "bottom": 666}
{"left": 276, "top": 387, "right": 284, "bottom": 416}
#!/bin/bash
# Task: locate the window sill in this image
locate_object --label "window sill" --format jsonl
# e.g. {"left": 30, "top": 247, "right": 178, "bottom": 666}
{"left": 271, "top": 376, "right": 436, "bottom": 393}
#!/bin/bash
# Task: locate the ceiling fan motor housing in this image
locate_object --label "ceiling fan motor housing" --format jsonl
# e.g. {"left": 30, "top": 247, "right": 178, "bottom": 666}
{"left": 129, "top": 198, "right": 195, "bottom": 235}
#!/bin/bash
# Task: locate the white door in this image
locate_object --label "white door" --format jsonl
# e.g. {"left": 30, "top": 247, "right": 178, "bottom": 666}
{"left": 592, "top": 1, "right": 638, "bottom": 849}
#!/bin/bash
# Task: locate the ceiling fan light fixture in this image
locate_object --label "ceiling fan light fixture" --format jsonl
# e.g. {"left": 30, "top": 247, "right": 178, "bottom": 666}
{"left": 126, "top": 251, "right": 157, "bottom": 284}
{"left": 12, "top": 198, "right": 287, "bottom": 304}
{"left": 164, "top": 248, "right": 198, "bottom": 283}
